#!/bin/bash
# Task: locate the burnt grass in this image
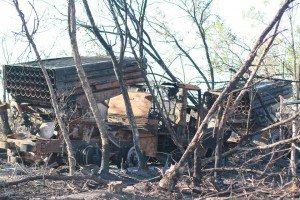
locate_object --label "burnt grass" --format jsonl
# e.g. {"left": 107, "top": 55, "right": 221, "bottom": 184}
{"left": 1, "top": 146, "right": 300, "bottom": 200}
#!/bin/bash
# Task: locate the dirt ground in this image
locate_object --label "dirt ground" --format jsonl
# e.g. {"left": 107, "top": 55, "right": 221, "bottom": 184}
{"left": 1, "top": 148, "right": 300, "bottom": 200}
{"left": 0, "top": 155, "right": 188, "bottom": 200}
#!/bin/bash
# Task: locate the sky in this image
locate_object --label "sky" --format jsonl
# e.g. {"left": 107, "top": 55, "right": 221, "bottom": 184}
{"left": 0, "top": 0, "right": 290, "bottom": 64}
{"left": 214, "top": 0, "right": 279, "bottom": 36}
{"left": 0, "top": 0, "right": 298, "bottom": 93}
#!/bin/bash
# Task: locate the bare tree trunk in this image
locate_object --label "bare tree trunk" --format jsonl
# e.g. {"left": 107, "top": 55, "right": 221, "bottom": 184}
{"left": 139, "top": 63, "right": 184, "bottom": 152}
{"left": 125, "top": 0, "right": 184, "bottom": 152}
{"left": 214, "top": 94, "right": 232, "bottom": 180}
{"left": 125, "top": 0, "right": 185, "bottom": 153}
{"left": 289, "top": 9, "right": 298, "bottom": 178}
{"left": 13, "top": 0, "right": 75, "bottom": 175}
{"left": 113, "top": 64, "right": 147, "bottom": 169}
{"left": 245, "top": 90, "right": 254, "bottom": 136}
{"left": 82, "top": 0, "right": 146, "bottom": 169}
{"left": 172, "top": 36, "right": 211, "bottom": 90}
{"left": 159, "top": 0, "right": 293, "bottom": 190}
{"left": 0, "top": 102, "right": 12, "bottom": 135}
{"left": 193, "top": 143, "right": 202, "bottom": 186}
{"left": 189, "top": 0, "right": 214, "bottom": 89}
{"left": 193, "top": 92, "right": 204, "bottom": 186}
{"left": 68, "top": 0, "right": 110, "bottom": 175}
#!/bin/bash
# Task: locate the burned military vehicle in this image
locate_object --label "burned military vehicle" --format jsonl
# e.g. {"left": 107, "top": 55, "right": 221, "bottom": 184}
{"left": 0, "top": 56, "right": 292, "bottom": 167}
{"left": 203, "top": 81, "right": 292, "bottom": 137}
{"left": 0, "top": 57, "right": 202, "bottom": 167}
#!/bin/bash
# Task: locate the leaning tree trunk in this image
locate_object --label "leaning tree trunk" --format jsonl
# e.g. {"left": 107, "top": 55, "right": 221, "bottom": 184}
{"left": 126, "top": 16, "right": 184, "bottom": 151}
{"left": 159, "top": 0, "right": 294, "bottom": 190}
{"left": 68, "top": 0, "right": 110, "bottom": 174}
{"left": 82, "top": 0, "right": 146, "bottom": 169}
{"left": 289, "top": 10, "right": 298, "bottom": 179}
{"left": 112, "top": 65, "right": 147, "bottom": 169}
{"left": 13, "top": 0, "right": 76, "bottom": 175}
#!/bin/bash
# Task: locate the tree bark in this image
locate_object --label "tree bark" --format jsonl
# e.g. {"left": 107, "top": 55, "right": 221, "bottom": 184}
{"left": 13, "top": 0, "right": 76, "bottom": 175}
{"left": 159, "top": 0, "right": 294, "bottom": 190}
{"left": 193, "top": 142, "right": 202, "bottom": 186}
{"left": 124, "top": 0, "right": 185, "bottom": 151}
{"left": 82, "top": 0, "right": 146, "bottom": 169}
{"left": 0, "top": 102, "right": 12, "bottom": 135}
{"left": 193, "top": 91, "right": 204, "bottom": 186}
{"left": 289, "top": 9, "right": 298, "bottom": 178}
{"left": 68, "top": 0, "right": 110, "bottom": 174}
{"left": 116, "top": 69, "right": 147, "bottom": 169}
{"left": 214, "top": 94, "right": 232, "bottom": 180}
{"left": 190, "top": 0, "right": 214, "bottom": 89}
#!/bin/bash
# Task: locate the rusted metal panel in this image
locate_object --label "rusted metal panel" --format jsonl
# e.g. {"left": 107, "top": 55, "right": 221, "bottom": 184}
{"left": 139, "top": 132, "right": 157, "bottom": 157}
{"left": 34, "top": 139, "right": 63, "bottom": 156}
{"left": 77, "top": 88, "right": 121, "bottom": 107}
{"left": 108, "top": 92, "right": 152, "bottom": 125}
{"left": 93, "top": 78, "right": 145, "bottom": 93}
{"left": 0, "top": 141, "right": 8, "bottom": 149}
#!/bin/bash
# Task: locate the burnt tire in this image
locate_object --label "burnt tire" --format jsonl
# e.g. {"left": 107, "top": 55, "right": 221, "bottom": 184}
{"left": 127, "top": 147, "right": 138, "bottom": 167}
{"left": 126, "top": 147, "right": 148, "bottom": 167}
{"left": 75, "top": 145, "right": 102, "bottom": 166}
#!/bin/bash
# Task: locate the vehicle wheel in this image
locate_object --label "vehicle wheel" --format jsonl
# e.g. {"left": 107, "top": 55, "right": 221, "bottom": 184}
{"left": 127, "top": 147, "right": 138, "bottom": 167}
{"left": 126, "top": 146, "right": 148, "bottom": 167}
{"left": 75, "top": 145, "right": 102, "bottom": 166}
{"left": 85, "top": 146, "right": 102, "bottom": 166}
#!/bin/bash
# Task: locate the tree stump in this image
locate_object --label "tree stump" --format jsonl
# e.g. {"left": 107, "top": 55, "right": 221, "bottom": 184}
{"left": 108, "top": 181, "right": 123, "bottom": 193}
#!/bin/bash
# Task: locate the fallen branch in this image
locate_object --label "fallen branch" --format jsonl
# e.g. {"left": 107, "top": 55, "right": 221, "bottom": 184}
{"left": 252, "top": 109, "right": 300, "bottom": 136}
{"left": 0, "top": 175, "right": 108, "bottom": 187}
{"left": 203, "top": 130, "right": 300, "bottom": 166}
{"left": 203, "top": 167, "right": 264, "bottom": 175}
{"left": 143, "top": 175, "right": 162, "bottom": 183}
{"left": 246, "top": 133, "right": 300, "bottom": 151}
{"left": 203, "top": 146, "right": 241, "bottom": 165}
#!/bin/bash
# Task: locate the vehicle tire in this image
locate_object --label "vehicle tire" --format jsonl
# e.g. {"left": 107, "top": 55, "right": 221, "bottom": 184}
{"left": 75, "top": 145, "right": 102, "bottom": 166}
{"left": 127, "top": 147, "right": 138, "bottom": 167}
{"left": 126, "top": 146, "right": 148, "bottom": 167}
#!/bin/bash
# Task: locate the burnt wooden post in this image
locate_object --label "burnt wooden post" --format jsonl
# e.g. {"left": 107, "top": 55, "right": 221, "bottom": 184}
{"left": 245, "top": 89, "right": 254, "bottom": 136}
{"left": 0, "top": 102, "right": 12, "bottom": 135}
{"left": 14, "top": 0, "right": 76, "bottom": 175}
{"left": 177, "top": 88, "right": 188, "bottom": 139}
{"left": 193, "top": 90, "right": 202, "bottom": 185}
{"left": 213, "top": 106, "right": 222, "bottom": 180}
{"left": 214, "top": 94, "right": 232, "bottom": 180}
{"left": 279, "top": 95, "right": 284, "bottom": 140}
